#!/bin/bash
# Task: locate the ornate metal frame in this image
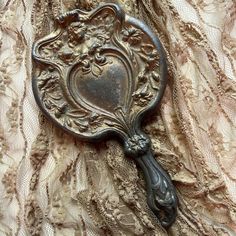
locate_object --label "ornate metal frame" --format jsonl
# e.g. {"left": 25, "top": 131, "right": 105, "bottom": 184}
{"left": 32, "top": 3, "right": 178, "bottom": 228}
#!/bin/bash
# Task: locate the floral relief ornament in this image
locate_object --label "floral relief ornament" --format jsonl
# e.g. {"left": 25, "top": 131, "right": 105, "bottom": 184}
{"left": 32, "top": 3, "right": 178, "bottom": 228}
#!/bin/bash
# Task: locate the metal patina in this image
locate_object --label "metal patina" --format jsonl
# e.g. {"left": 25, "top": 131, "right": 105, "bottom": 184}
{"left": 32, "top": 3, "right": 178, "bottom": 228}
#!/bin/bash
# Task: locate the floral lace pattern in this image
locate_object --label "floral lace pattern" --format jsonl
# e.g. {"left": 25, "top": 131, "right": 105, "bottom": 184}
{"left": 0, "top": 0, "right": 236, "bottom": 235}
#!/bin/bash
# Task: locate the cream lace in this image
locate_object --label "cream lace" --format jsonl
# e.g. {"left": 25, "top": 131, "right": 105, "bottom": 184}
{"left": 0, "top": 0, "right": 236, "bottom": 235}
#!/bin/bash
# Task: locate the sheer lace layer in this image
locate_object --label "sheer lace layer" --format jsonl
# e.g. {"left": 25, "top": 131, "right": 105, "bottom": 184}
{"left": 0, "top": 0, "right": 236, "bottom": 235}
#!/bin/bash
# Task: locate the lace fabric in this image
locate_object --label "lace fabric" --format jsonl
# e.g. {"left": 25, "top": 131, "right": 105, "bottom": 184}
{"left": 0, "top": 0, "right": 236, "bottom": 235}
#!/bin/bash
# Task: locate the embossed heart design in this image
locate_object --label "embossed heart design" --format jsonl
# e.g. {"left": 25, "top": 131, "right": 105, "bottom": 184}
{"left": 68, "top": 51, "right": 132, "bottom": 114}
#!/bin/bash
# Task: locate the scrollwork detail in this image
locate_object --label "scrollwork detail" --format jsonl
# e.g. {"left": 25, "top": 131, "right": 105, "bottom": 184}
{"left": 36, "top": 67, "right": 103, "bottom": 133}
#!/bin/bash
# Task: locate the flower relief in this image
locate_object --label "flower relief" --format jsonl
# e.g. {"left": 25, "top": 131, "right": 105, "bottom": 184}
{"left": 58, "top": 11, "right": 116, "bottom": 74}
{"left": 133, "top": 44, "right": 161, "bottom": 107}
{"left": 132, "top": 83, "right": 153, "bottom": 107}
{"left": 54, "top": 21, "right": 87, "bottom": 65}
{"left": 121, "top": 25, "right": 144, "bottom": 45}
{"left": 67, "top": 21, "right": 87, "bottom": 48}
{"left": 86, "top": 11, "right": 116, "bottom": 45}
{"left": 120, "top": 25, "right": 161, "bottom": 107}
{"left": 40, "top": 39, "right": 63, "bottom": 58}
{"left": 36, "top": 65, "right": 103, "bottom": 133}
{"left": 40, "top": 10, "right": 116, "bottom": 68}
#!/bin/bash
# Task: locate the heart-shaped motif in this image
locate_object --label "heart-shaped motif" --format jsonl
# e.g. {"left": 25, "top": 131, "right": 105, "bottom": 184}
{"left": 68, "top": 52, "right": 132, "bottom": 114}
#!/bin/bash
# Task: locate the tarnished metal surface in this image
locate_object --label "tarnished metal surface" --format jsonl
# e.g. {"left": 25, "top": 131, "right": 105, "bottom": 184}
{"left": 32, "top": 3, "right": 178, "bottom": 228}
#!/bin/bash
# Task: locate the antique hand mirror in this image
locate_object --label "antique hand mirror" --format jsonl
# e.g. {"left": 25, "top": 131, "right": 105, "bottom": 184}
{"left": 32, "top": 3, "right": 178, "bottom": 228}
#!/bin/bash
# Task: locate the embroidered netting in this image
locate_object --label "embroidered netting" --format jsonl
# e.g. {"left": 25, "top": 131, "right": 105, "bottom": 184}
{"left": 0, "top": 0, "right": 236, "bottom": 235}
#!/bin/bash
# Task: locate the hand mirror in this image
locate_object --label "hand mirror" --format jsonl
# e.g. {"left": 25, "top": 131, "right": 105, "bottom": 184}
{"left": 32, "top": 3, "right": 178, "bottom": 228}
